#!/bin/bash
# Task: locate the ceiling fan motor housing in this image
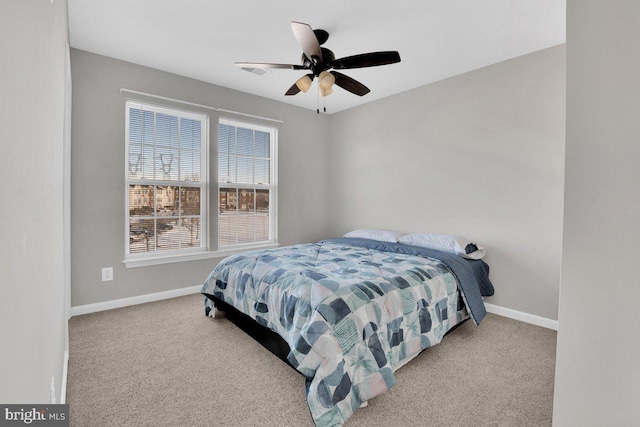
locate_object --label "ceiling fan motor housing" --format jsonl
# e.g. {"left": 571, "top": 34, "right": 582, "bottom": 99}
{"left": 302, "top": 47, "right": 335, "bottom": 76}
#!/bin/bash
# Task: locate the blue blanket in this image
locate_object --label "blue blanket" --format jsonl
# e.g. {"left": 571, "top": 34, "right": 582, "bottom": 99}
{"left": 325, "top": 238, "right": 494, "bottom": 324}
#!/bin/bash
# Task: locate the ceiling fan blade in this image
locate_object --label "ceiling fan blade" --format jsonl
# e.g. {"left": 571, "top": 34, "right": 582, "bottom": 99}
{"left": 331, "top": 71, "right": 370, "bottom": 96}
{"left": 332, "top": 51, "right": 401, "bottom": 69}
{"left": 235, "top": 62, "right": 307, "bottom": 70}
{"left": 291, "top": 21, "right": 323, "bottom": 62}
{"left": 285, "top": 83, "right": 301, "bottom": 96}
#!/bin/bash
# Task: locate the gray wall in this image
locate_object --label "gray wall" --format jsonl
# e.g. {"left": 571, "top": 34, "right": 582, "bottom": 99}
{"left": 71, "top": 49, "right": 331, "bottom": 306}
{"left": 328, "top": 46, "right": 566, "bottom": 320}
{"left": 71, "top": 45, "right": 566, "bottom": 322}
{"left": 0, "top": 0, "right": 68, "bottom": 403}
{"left": 553, "top": 1, "right": 640, "bottom": 424}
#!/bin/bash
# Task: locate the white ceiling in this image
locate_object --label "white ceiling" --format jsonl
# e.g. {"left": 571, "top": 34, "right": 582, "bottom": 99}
{"left": 68, "top": 0, "right": 566, "bottom": 114}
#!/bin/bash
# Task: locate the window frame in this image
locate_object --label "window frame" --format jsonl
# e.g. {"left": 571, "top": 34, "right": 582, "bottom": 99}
{"left": 216, "top": 117, "right": 278, "bottom": 251}
{"left": 123, "top": 104, "right": 279, "bottom": 268}
{"left": 124, "top": 100, "right": 209, "bottom": 265}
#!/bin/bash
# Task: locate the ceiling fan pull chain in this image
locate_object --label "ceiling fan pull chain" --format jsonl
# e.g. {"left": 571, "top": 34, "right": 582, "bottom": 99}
{"left": 316, "top": 84, "right": 320, "bottom": 114}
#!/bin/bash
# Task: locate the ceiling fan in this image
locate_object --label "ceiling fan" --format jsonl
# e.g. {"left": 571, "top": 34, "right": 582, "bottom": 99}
{"left": 235, "top": 21, "right": 401, "bottom": 103}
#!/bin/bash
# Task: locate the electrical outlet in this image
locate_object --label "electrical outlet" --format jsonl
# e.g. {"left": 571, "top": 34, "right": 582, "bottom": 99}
{"left": 101, "top": 267, "right": 113, "bottom": 281}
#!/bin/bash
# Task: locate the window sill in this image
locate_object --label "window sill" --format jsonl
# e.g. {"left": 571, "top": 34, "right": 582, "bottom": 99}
{"left": 123, "top": 242, "right": 279, "bottom": 268}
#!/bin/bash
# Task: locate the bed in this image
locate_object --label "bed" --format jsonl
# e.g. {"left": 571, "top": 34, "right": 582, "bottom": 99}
{"left": 200, "top": 237, "right": 494, "bottom": 426}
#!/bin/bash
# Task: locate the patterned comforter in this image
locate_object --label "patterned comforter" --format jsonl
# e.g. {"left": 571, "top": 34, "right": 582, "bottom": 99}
{"left": 201, "top": 238, "right": 493, "bottom": 426}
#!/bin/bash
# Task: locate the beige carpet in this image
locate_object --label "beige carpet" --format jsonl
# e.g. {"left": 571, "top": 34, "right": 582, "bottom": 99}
{"left": 67, "top": 294, "right": 556, "bottom": 426}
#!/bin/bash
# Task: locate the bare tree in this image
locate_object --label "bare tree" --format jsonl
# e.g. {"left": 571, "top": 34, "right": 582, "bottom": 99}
{"left": 181, "top": 217, "right": 200, "bottom": 246}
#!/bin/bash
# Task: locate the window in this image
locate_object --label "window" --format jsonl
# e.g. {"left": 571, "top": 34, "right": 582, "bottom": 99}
{"left": 125, "top": 101, "right": 208, "bottom": 259}
{"left": 218, "top": 119, "right": 276, "bottom": 248}
{"left": 124, "top": 101, "right": 277, "bottom": 267}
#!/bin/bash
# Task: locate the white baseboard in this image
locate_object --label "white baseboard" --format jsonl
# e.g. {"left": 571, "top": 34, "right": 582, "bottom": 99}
{"left": 60, "top": 350, "right": 69, "bottom": 404}
{"left": 68, "top": 286, "right": 558, "bottom": 331}
{"left": 484, "top": 302, "right": 558, "bottom": 330}
{"left": 70, "top": 285, "right": 202, "bottom": 317}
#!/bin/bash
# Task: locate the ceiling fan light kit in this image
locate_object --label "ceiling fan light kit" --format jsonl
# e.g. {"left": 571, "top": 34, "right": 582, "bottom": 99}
{"left": 318, "top": 71, "right": 336, "bottom": 90}
{"left": 319, "top": 86, "right": 333, "bottom": 97}
{"left": 295, "top": 74, "right": 313, "bottom": 93}
{"left": 234, "top": 21, "right": 401, "bottom": 112}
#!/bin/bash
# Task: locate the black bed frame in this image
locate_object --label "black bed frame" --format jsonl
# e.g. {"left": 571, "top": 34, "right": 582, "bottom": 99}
{"left": 205, "top": 293, "right": 469, "bottom": 377}
{"left": 206, "top": 294, "right": 298, "bottom": 372}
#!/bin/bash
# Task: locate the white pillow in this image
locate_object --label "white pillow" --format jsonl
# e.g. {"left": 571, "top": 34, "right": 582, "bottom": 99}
{"left": 343, "top": 229, "right": 405, "bottom": 243}
{"left": 398, "top": 233, "right": 486, "bottom": 259}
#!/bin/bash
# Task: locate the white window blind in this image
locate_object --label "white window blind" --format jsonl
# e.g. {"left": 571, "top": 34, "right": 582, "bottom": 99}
{"left": 125, "top": 101, "right": 208, "bottom": 258}
{"left": 218, "top": 119, "right": 276, "bottom": 247}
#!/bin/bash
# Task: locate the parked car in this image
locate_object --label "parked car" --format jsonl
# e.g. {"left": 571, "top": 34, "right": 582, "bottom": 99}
{"left": 130, "top": 227, "right": 153, "bottom": 237}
